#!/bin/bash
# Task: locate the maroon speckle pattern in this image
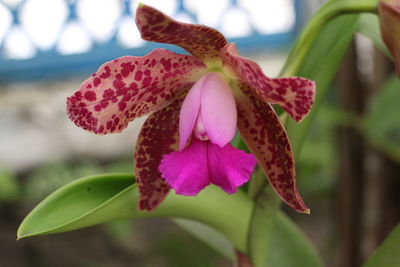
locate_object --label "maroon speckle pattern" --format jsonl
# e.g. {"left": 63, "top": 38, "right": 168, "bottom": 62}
{"left": 236, "top": 85, "right": 308, "bottom": 213}
{"left": 136, "top": 4, "right": 227, "bottom": 60}
{"left": 135, "top": 91, "right": 187, "bottom": 211}
{"left": 221, "top": 43, "right": 315, "bottom": 122}
{"left": 67, "top": 49, "right": 205, "bottom": 134}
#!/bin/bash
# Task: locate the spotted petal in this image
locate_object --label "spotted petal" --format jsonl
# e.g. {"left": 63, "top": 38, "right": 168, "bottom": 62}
{"left": 67, "top": 49, "right": 205, "bottom": 134}
{"left": 221, "top": 43, "right": 315, "bottom": 122}
{"left": 136, "top": 4, "right": 227, "bottom": 61}
{"left": 134, "top": 91, "right": 187, "bottom": 211}
{"left": 236, "top": 86, "right": 309, "bottom": 213}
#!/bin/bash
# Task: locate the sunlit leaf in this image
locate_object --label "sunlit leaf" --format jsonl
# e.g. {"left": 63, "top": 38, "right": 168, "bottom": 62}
{"left": 20, "top": 173, "right": 326, "bottom": 266}
{"left": 18, "top": 173, "right": 253, "bottom": 253}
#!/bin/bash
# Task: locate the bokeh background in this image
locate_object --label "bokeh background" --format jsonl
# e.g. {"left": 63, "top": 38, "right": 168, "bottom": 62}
{"left": 0, "top": 0, "right": 399, "bottom": 266}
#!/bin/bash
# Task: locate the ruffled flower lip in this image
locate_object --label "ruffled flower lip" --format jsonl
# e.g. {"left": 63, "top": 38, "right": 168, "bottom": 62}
{"left": 160, "top": 138, "right": 257, "bottom": 196}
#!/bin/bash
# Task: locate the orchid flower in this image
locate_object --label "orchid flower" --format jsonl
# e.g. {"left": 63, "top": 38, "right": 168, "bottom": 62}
{"left": 67, "top": 4, "right": 315, "bottom": 213}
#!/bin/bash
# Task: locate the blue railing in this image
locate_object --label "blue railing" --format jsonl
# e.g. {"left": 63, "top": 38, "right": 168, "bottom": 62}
{"left": 0, "top": 0, "right": 303, "bottom": 82}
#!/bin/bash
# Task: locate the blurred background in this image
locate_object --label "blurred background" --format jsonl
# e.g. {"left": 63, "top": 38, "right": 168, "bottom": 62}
{"left": 0, "top": 0, "right": 399, "bottom": 266}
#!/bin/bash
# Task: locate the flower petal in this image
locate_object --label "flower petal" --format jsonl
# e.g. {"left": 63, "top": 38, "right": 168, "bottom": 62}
{"left": 136, "top": 4, "right": 227, "bottom": 61}
{"left": 160, "top": 138, "right": 211, "bottom": 196}
{"left": 208, "top": 142, "right": 256, "bottom": 194}
{"left": 221, "top": 43, "right": 315, "bottom": 122}
{"left": 235, "top": 86, "right": 309, "bottom": 213}
{"left": 67, "top": 49, "right": 206, "bottom": 134}
{"left": 178, "top": 73, "right": 205, "bottom": 150}
{"left": 135, "top": 91, "right": 187, "bottom": 211}
{"left": 201, "top": 72, "right": 237, "bottom": 147}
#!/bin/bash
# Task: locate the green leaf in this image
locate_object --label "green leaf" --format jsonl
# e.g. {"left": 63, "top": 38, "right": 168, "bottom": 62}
{"left": 282, "top": 0, "right": 378, "bottom": 76}
{"left": 18, "top": 173, "right": 134, "bottom": 238}
{"left": 363, "top": 223, "right": 400, "bottom": 267}
{"left": 358, "top": 13, "right": 391, "bottom": 58}
{"left": 286, "top": 14, "right": 361, "bottom": 160}
{"left": 17, "top": 173, "right": 253, "bottom": 253}
{"left": 19, "top": 173, "right": 326, "bottom": 266}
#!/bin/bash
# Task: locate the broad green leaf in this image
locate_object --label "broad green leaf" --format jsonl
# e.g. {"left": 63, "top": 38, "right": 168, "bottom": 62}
{"left": 358, "top": 13, "right": 391, "bottom": 58}
{"left": 18, "top": 173, "right": 134, "bottom": 237}
{"left": 20, "top": 173, "right": 326, "bottom": 266}
{"left": 286, "top": 15, "right": 360, "bottom": 160}
{"left": 363, "top": 223, "right": 400, "bottom": 267}
{"left": 18, "top": 173, "right": 253, "bottom": 253}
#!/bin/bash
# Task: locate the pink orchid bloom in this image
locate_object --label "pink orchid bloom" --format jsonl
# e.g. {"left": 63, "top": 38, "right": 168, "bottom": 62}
{"left": 67, "top": 4, "right": 315, "bottom": 213}
{"left": 379, "top": 0, "right": 400, "bottom": 76}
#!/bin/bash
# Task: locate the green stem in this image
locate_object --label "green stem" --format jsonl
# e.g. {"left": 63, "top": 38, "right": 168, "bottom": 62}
{"left": 281, "top": 0, "right": 378, "bottom": 77}
{"left": 248, "top": 167, "right": 268, "bottom": 200}
{"left": 247, "top": 167, "right": 281, "bottom": 267}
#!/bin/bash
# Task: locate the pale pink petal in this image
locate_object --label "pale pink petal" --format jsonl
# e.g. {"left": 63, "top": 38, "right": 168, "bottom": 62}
{"left": 135, "top": 91, "right": 187, "bottom": 211}
{"left": 67, "top": 49, "right": 206, "bottom": 134}
{"left": 178, "top": 74, "right": 207, "bottom": 150}
{"left": 208, "top": 142, "right": 256, "bottom": 194}
{"left": 136, "top": 4, "right": 227, "bottom": 61}
{"left": 160, "top": 138, "right": 211, "bottom": 196}
{"left": 201, "top": 72, "right": 237, "bottom": 147}
{"left": 220, "top": 43, "right": 315, "bottom": 122}
{"left": 235, "top": 85, "right": 309, "bottom": 213}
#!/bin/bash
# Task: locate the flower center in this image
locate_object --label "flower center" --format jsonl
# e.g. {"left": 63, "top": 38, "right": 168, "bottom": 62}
{"left": 178, "top": 71, "right": 237, "bottom": 150}
{"left": 193, "top": 109, "right": 208, "bottom": 141}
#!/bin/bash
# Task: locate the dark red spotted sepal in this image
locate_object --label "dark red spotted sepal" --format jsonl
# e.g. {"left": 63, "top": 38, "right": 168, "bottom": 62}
{"left": 134, "top": 91, "right": 187, "bottom": 211}
{"left": 136, "top": 4, "right": 227, "bottom": 61}
{"left": 221, "top": 43, "right": 315, "bottom": 122}
{"left": 235, "top": 86, "right": 309, "bottom": 213}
